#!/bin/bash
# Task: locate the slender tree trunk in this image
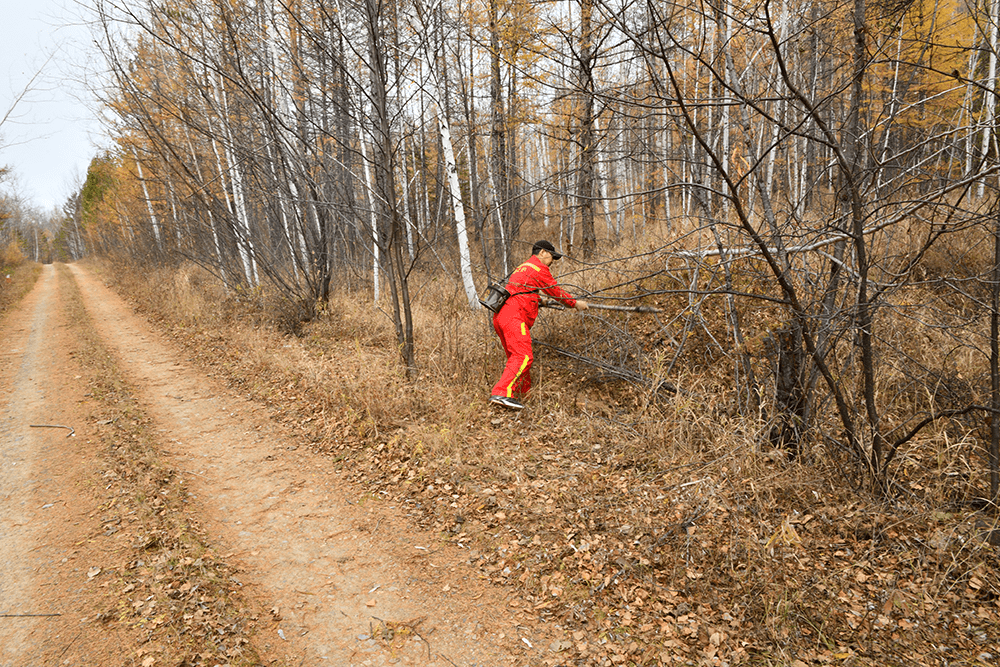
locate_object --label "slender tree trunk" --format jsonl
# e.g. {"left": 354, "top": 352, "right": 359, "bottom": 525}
{"left": 132, "top": 147, "right": 163, "bottom": 251}
{"left": 214, "top": 73, "right": 257, "bottom": 286}
{"left": 964, "top": 47, "right": 982, "bottom": 193}
{"left": 991, "top": 209, "right": 1000, "bottom": 505}
{"left": 456, "top": 0, "right": 481, "bottom": 238}
{"left": 400, "top": 132, "right": 415, "bottom": 260}
{"left": 848, "top": 0, "right": 882, "bottom": 483}
{"left": 485, "top": 157, "right": 508, "bottom": 275}
{"left": 365, "top": 0, "right": 415, "bottom": 374}
{"left": 720, "top": 2, "right": 731, "bottom": 220}
{"left": 412, "top": 0, "right": 478, "bottom": 307}
{"left": 980, "top": 0, "right": 999, "bottom": 199}
{"left": 359, "top": 127, "right": 381, "bottom": 302}
{"left": 577, "top": 0, "right": 597, "bottom": 257}
{"left": 489, "top": 0, "right": 510, "bottom": 265}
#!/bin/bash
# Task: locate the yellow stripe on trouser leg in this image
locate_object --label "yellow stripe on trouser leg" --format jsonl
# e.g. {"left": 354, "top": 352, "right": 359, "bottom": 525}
{"left": 506, "top": 355, "right": 530, "bottom": 397}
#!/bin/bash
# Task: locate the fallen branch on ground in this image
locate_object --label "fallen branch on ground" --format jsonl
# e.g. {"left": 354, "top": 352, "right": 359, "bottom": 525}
{"left": 29, "top": 424, "right": 75, "bottom": 437}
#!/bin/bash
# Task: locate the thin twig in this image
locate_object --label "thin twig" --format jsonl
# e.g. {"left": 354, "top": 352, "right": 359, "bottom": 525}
{"left": 56, "top": 631, "right": 81, "bottom": 663}
{"left": 29, "top": 424, "right": 75, "bottom": 437}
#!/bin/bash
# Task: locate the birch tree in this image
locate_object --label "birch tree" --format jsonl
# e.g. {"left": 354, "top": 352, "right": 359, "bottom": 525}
{"left": 412, "top": 0, "right": 480, "bottom": 308}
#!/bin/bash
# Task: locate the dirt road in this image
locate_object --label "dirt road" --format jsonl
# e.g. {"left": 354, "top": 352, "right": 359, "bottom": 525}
{"left": 1, "top": 265, "right": 120, "bottom": 665}
{"left": 1, "top": 264, "right": 551, "bottom": 666}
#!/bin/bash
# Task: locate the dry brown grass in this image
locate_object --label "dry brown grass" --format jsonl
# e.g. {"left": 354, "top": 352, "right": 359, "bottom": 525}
{"left": 95, "top": 255, "right": 1000, "bottom": 666}
{"left": 0, "top": 240, "right": 26, "bottom": 268}
{"left": 0, "top": 256, "right": 41, "bottom": 314}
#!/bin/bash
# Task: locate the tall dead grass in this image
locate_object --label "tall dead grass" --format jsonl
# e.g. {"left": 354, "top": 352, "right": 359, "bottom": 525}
{"left": 0, "top": 240, "right": 25, "bottom": 269}
{"left": 98, "top": 254, "right": 723, "bottom": 470}
{"left": 91, "top": 248, "right": 1000, "bottom": 663}
{"left": 0, "top": 246, "right": 41, "bottom": 314}
{"left": 95, "top": 229, "right": 995, "bottom": 514}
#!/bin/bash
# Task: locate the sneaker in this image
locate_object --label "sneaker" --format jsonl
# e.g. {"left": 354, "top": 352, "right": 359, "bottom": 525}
{"left": 489, "top": 395, "right": 524, "bottom": 410}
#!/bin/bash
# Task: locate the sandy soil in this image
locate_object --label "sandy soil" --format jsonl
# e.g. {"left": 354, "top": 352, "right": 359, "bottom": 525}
{"left": 0, "top": 264, "right": 554, "bottom": 666}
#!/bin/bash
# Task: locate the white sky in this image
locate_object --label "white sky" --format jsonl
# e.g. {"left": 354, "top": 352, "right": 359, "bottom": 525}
{"left": 1, "top": 0, "right": 107, "bottom": 212}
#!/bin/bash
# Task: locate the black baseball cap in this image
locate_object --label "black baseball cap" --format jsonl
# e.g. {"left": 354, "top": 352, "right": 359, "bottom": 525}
{"left": 532, "top": 239, "right": 563, "bottom": 260}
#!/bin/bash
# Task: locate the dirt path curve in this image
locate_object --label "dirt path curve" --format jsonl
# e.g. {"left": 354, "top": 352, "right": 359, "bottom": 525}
{"left": 64, "top": 263, "right": 547, "bottom": 667}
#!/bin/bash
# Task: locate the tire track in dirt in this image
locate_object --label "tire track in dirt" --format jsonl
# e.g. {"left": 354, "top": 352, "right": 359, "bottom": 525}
{"left": 1, "top": 265, "right": 131, "bottom": 666}
{"left": 67, "top": 264, "right": 547, "bottom": 667}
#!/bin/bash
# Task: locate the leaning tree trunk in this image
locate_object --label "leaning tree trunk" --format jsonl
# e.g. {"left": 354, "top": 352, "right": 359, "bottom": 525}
{"left": 845, "top": 0, "right": 883, "bottom": 485}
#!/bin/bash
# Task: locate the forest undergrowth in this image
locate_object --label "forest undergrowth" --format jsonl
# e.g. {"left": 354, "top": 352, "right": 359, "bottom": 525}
{"left": 94, "top": 255, "right": 999, "bottom": 667}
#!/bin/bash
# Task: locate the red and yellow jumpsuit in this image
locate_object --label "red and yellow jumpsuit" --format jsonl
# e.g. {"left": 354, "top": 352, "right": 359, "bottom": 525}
{"left": 491, "top": 255, "right": 577, "bottom": 399}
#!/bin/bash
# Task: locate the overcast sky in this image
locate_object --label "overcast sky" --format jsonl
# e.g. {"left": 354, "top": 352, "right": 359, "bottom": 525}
{"left": 1, "top": 0, "right": 107, "bottom": 212}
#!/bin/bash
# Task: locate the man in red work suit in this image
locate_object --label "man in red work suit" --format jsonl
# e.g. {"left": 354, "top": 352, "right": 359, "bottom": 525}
{"left": 489, "top": 240, "right": 588, "bottom": 410}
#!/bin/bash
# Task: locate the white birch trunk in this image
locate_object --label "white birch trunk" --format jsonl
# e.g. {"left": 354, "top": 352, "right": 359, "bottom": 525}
{"left": 224, "top": 139, "right": 258, "bottom": 286}
{"left": 132, "top": 147, "right": 162, "bottom": 249}
{"left": 721, "top": 4, "right": 731, "bottom": 219}
{"left": 593, "top": 114, "right": 612, "bottom": 235}
{"left": 183, "top": 128, "right": 228, "bottom": 289}
{"left": 466, "top": 128, "right": 481, "bottom": 227}
{"left": 979, "top": 0, "right": 999, "bottom": 199}
{"left": 400, "top": 133, "right": 415, "bottom": 260}
{"left": 166, "top": 173, "right": 181, "bottom": 246}
{"left": 359, "top": 129, "right": 381, "bottom": 302}
{"left": 765, "top": 97, "right": 783, "bottom": 200}
{"left": 877, "top": 22, "right": 905, "bottom": 191}
{"left": 703, "top": 24, "right": 714, "bottom": 214}
{"left": 267, "top": 0, "right": 313, "bottom": 274}
{"left": 267, "top": 151, "right": 300, "bottom": 283}
{"left": 537, "top": 132, "right": 550, "bottom": 229}
{"left": 763, "top": 3, "right": 789, "bottom": 212}
{"left": 413, "top": 28, "right": 478, "bottom": 307}
{"left": 207, "top": 124, "right": 237, "bottom": 254}
{"left": 407, "top": 138, "right": 422, "bottom": 237}
{"left": 964, "top": 47, "right": 981, "bottom": 187}
{"left": 215, "top": 74, "right": 257, "bottom": 286}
